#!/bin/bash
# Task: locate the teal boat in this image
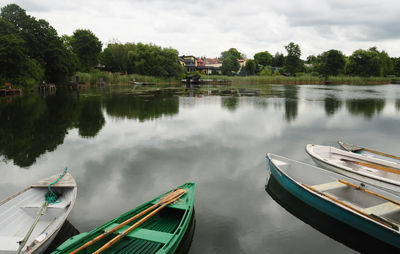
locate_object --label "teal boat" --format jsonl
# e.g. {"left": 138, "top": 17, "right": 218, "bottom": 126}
{"left": 52, "top": 183, "right": 195, "bottom": 254}
{"left": 266, "top": 154, "right": 400, "bottom": 249}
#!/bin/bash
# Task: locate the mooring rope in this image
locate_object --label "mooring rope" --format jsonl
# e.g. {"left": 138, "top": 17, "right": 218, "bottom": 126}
{"left": 45, "top": 167, "right": 67, "bottom": 204}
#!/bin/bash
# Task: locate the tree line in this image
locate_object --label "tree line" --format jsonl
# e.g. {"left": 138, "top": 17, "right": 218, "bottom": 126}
{"left": 2, "top": 4, "right": 400, "bottom": 88}
{"left": 0, "top": 4, "right": 183, "bottom": 88}
{"left": 224, "top": 43, "right": 400, "bottom": 77}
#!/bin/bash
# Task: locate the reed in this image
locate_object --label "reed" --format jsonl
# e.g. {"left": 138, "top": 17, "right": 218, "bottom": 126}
{"left": 75, "top": 71, "right": 181, "bottom": 86}
{"left": 201, "top": 74, "right": 396, "bottom": 85}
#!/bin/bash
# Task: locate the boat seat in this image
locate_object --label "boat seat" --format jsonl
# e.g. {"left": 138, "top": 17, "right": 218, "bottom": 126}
{"left": 105, "top": 223, "right": 174, "bottom": 244}
{"left": 312, "top": 181, "right": 347, "bottom": 192}
{"left": 0, "top": 236, "right": 19, "bottom": 252}
{"left": 361, "top": 202, "right": 400, "bottom": 216}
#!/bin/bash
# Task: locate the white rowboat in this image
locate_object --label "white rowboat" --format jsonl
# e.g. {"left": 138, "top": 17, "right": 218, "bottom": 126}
{"left": 0, "top": 173, "right": 77, "bottom": 254}
{"left": 306, "top": 144, "right": 400, "bottom": 193}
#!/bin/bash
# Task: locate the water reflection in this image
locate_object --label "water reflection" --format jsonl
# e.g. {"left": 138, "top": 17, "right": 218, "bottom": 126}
{"left": 283, "top": 85, "right": 298, "bottom": 122}
{"left": 76, "top": 96, "right": 105, "bottom": 138}
{"left": 265, "top": 174, "right": 398, "bottom": 253}
{"left": 103, "top": 90, "right": 179, "bottom": 121}
{"left": 221, "top": 96, "right": 239, "bottom": 111}
{"left": 346, "top": 98, "right": 385, "bottom": 119}
{"left": 1, "top": 84, "right": 400, "bottom": 253}
{"left": 324, "top": 95, "right": 342, "bottom": 116}
{"left": 0, "top": 93, "right": 78, "bottom": 167}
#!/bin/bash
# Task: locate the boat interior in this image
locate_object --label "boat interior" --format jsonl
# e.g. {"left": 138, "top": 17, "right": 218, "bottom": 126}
{"left": 0, "top": 186, "right": 75, "bottom": 253}
{"left": 84, "top": 206, "right": 188, "bottom": 254}
{"left": 269, "top": 154, "right": 400, "bottom": 231}
{"left": 310, "top": 145, "right": 400, "bottom": 182}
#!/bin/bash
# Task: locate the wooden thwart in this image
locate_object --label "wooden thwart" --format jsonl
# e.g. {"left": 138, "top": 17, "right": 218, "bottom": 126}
{"left": 69, "top": 188, "right": 187, "bottom": 254}
{"left": 340, "top": 158, "right": 400, "bottom": 175}
{"left": 303, "top": 184, "right": 398, "bottom": 230}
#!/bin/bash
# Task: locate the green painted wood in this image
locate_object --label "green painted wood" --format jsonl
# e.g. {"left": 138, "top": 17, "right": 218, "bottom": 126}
{"left": 52, "top": 182, "right": 195, "bottom": 254}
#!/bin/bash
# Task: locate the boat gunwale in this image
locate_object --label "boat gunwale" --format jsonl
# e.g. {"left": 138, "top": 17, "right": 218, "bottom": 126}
{"left": 266, "top": 153, "right": 400, "bottom": 234}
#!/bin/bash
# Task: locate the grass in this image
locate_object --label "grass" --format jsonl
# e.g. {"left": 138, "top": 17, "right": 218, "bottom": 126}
{"left": 75, "top": 71, "right": 399, "bottom": 86}
{"left": 76, "top": 71, "right": 181, "bottom": 86}
{"left": 201, "top": 74, "right": 397, "bottom": 85}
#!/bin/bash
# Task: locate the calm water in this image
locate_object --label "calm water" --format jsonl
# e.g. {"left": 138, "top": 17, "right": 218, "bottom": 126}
{"left": 1, "top": 84, "right": 400, "bottom": 253}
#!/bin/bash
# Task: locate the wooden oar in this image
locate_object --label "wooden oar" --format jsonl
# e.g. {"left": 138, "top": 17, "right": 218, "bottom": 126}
{"left": 338, "top": 179, "right": 400, "bottom": 206}
{"left": 363, "top": 148, "right": 400, "bottom": 161}
{"left": 69, "top": 188, "right": 187, "bottom": 254}
{"left": 16, "top": 201, "right": 49, "bottom": 254}
{"left": 302, "top": 184, "right": 397, "bottom": 230}
{"left": 340, "top": 158, "right": 400, "bottom": 175}
{"left": 93, "top": 189, "right": 186, "bottom": 254}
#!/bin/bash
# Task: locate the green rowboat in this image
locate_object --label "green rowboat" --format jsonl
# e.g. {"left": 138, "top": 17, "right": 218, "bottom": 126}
{"left": 52, "top": 183, "right": 195, "bottom": 254}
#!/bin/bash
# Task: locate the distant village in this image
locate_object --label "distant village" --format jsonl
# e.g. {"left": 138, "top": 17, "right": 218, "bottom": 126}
{"left": 178, "top": 55, "right": 249, "bottom": 75}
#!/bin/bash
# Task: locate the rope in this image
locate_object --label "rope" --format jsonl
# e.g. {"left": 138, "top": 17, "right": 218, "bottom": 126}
{"left": 45, "top": 167, "right": 67, "bottom": 204}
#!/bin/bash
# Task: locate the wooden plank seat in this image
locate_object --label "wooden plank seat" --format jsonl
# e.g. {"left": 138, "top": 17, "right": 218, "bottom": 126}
{"left": 362, "top": 202, "right": 400, "bottom": 216}
{"left": 312, "top": 181, "right": 347, "bottom": 192}
{"left": 105, "top": 223, "right": 173, "bottom": 244}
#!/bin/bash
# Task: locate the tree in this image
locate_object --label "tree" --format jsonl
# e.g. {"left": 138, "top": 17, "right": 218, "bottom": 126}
{"left": 221, "top": 55, "right": 240, "bottom": 75}
{"left": 271, "top": 52, "right": 284, "bottom": 67}
{"left": 220, "top": 48, "right": 244, "bottom": 61}
{"left": 71, "top": 29, "right": 102, "bottom": 71}
{"left": 1, "top": 4, "right": 77, "bottom": 83}
{"left": 0, "top": 18, "right": 44, "bottom": 86}
{"left": 283, "top": 42, "right": 302, "bottom": 75}
{"left": 347, "top": 47, "right": 392, "bottom": 77}
{"left": 254, "top": 51, "right": 272, "bottom": 67}
{"left": 127, "top": 43, "right": 183, "bottom": 78}
{"left": 318, "top": 49, "right": 346, "bottom": 76}
{"left": 244, "top": 60, "right": 256, "bottom": 75}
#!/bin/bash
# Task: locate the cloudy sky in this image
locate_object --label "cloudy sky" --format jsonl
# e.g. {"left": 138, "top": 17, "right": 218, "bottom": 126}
{"left": 3, "top": 0, "right": 400, "bottom": 58}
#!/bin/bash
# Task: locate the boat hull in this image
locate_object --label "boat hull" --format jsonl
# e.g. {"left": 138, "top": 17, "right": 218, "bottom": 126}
{"left": 53, "top": 183, "right": 195, "bottom": 254}
{"left": 306, "top": 144, "right": 400, "bottom": 193}
{"left": 266, "top": 155, "right": 400, "bottom": 249}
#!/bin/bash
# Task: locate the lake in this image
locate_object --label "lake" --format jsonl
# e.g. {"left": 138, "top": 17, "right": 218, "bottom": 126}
{"left": 1, "top": 84, "right": 400, "bottom": 253}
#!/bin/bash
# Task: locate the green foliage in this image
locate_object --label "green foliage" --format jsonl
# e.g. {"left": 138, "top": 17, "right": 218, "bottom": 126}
{"left": 100, "top": 42, "right": 182, "bottom": 78}
{"left": 392, "top": 57, "right": 400, "bottom": 76}
{"left": 71, "top": 29, "right": 102, "bottom": 72}
{"left": 221, "top": 55, "right": 240, "bottom": 75}
{"left": 347, "top": 47, "right": 392, "bottom": 77}
{"left": 254, "top": 51, "right": 272, "bottom": 67}
{"left": 244, "top": 60, "right": 256, "bottom": 75}
{"left": 271, "top": 52, "right": 284, "bottom": 67}
{"left": 128, "top": 43, "right": 183, "bottom": 78}
{"left": 258, "top": 66, "right": 272, "bottom": 76}
{"left": 283, "top": 42, "right": 302, "bottom": 75}
{"left": 220, "top": 48, "right": 244, "bottom": 61}
{"left": 316, "top": 49, "right": 346, "bottom": 76}
{"left": 0, "top": 4, "right": 77, "bottom": 85}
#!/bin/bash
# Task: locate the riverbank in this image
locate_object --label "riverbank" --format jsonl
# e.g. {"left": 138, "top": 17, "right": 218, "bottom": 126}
{"left": 74, "top": 72, "right": 400, "bottom": 86}
{"left": 76, "top": 72, "right": 180, "bottom": 86}
{"left": 202, "top": 75, "right": 400, "bottom": 85}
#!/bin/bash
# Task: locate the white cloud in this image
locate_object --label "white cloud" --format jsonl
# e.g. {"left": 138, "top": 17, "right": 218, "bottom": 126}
{"left": 3, "top": 0, "right": 400, "bottom": 58}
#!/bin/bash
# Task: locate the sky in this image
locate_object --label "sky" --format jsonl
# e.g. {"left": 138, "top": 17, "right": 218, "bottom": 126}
{"left": 3, "top": 0, "right": 400, "bottom": 59}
